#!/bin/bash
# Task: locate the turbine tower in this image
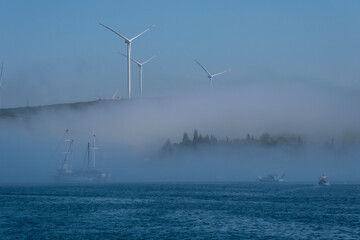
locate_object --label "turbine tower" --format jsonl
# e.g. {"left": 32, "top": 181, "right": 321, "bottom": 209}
{"left": 119, "top": 53, "right": 157, "bottom": 97}
{"left": 194, "top": 60, "right": 230, "bottom": 86}
{"left": 100, "top": 23, "right": 155, "bottom": 98}
{"left": 0, "top": 63, "right": 3, "bottom": 108}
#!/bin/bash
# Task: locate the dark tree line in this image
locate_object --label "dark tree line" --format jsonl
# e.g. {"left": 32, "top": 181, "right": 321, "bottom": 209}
{"left": 161, "top": 129, "right": 304, "bottom": 153}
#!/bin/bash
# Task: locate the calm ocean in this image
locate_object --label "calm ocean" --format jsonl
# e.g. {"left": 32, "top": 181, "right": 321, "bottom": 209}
{"left": 0, "top": 183, "right": 359, "bottom": 239}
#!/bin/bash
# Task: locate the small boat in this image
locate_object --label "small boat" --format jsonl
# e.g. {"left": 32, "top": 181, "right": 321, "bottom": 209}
{"left": 258, "top": 173, "right": 285, "bottom": 182}
{"left": 55, "top": 130, "right": 110, "bottom": 183}
{"left": 318, "top": 174, "right": 330, "bottom": 186}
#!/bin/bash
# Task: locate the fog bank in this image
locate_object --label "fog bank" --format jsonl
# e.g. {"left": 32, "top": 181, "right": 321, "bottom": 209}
{"left": 0, "top": 81, "right": 359, "bottom": 184}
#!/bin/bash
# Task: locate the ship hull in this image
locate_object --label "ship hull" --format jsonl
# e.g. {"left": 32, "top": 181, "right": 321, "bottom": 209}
{"left": 55, "top": 169, "right": 110, "bottom": 184}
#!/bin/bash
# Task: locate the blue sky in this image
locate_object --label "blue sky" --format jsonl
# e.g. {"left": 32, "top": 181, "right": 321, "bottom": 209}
{"left": 0, "top": 0, "right": 360, "bottom": 106}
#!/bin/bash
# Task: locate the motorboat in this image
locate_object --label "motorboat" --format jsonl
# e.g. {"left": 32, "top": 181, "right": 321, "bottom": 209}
{"left": 318, "top": 174, "right": 330, "bottom": 186}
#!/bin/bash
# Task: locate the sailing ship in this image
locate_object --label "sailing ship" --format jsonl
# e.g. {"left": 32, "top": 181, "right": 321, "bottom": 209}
{"left": 55, "top": 130, "right": 110, "bottom": 183}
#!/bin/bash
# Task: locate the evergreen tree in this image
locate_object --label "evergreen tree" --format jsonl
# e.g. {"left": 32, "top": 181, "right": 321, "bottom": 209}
{"left": 161, "top": 139, "right": 173, "bottom": 152}
{"left": 260, "top": 133, "right": 273, "bottom": 146}
{"left": 193, "top": 129, "right": 199, "bottom": 145}
{"left": 181, "top": 132, "right": 191, "bottom": 146}
{"left": 210, "top": 135, "right": 217, "bottom": 144}
{"left": 204, "top": 135, "right": 210, "bottom": 143}
{"left": 198, "top": 134, "right": 204, "bottom": 143}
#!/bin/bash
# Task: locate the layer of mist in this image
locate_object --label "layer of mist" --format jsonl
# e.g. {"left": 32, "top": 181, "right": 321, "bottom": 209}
{"left": 0, "top": 81, "right": 359, "bottom": 184}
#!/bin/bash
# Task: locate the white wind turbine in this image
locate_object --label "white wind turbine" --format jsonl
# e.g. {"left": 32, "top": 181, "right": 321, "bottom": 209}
{"left": 194, "top": 60, "right": 230, "bottom": 86}
{"left": 119, "top": 53, "right": 157, "bottom": 97}
{"left": 0, "top": 63, "right": 3, "bottom": 108}
{"left": 100, "top": 23, "right": 155, "bottom": 99}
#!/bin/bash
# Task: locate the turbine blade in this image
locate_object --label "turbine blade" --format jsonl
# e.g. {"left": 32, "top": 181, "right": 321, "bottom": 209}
{"left": 141, "top": 55, "right": 157, "bottom": 65}
{"left": 194, "top": 60, "right": 211, "bottom": 76}
{"left": 212, "top": 69, "right": 230, "bottom": 77}
{"left": 99, "top": 23, "right": 129, "bottom": 41}
{"left": 118, "top": 52, "right": 141, "bottom": 65}
{"left": 130, "top": 24, "right": 155, "bottom": 41}
{"left": 112, "top": 89, "right": 119, "bottom": 99}
{"left": 118, "top": 52, "right": 127, "bottom": 58}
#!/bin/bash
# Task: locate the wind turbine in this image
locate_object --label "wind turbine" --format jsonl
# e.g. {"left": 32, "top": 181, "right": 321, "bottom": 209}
{"left": 119, "top": 53, "right": 157, "bottom": 97}
{"left": 0, "top": 63, "right": 3, "bottom": 108}
{"left": 100, "top": 23, "right": 155, "bottom": 99}
{"left": 194, "top": 60, "right": 230, "bottom": 86}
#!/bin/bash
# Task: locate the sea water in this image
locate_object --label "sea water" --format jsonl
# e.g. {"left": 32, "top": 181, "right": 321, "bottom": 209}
{"left": 0, "top": 183, "right": 359, "bottom": 239}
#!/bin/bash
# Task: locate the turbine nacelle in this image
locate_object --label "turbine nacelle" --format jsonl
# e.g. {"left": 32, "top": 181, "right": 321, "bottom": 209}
{"left": 118, "top": 52, "right": 157, "bottom": 97}
{"left": 194, "top": 60, "right": 230, "bottom": 85}
{"left": 118, "top": 52, "right": 157, "bottom": 67}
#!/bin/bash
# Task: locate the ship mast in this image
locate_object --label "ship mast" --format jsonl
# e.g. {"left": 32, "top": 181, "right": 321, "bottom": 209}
{"left": 63, "top": 130, "right": 73, "bottom": 171}
{"left": 91, "top": 134, "right": 98, "bottom": 168}
{"left": 87, "top": 142, "right": 90, "bottom": 170}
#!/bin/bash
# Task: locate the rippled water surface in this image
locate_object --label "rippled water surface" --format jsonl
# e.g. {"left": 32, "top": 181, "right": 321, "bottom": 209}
{"left": 0, "top": 183, "right": 359, "bottom": 239}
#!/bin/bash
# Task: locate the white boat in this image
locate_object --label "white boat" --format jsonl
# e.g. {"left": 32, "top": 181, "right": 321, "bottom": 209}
{"left": 318, "top": 174, "right": 330, "bottom": 186}
{"left": 55, "top": 130, "right": 110, "bottom": 183}
{"left": 258, "top": 173, "right": 285, "bottom": 182}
